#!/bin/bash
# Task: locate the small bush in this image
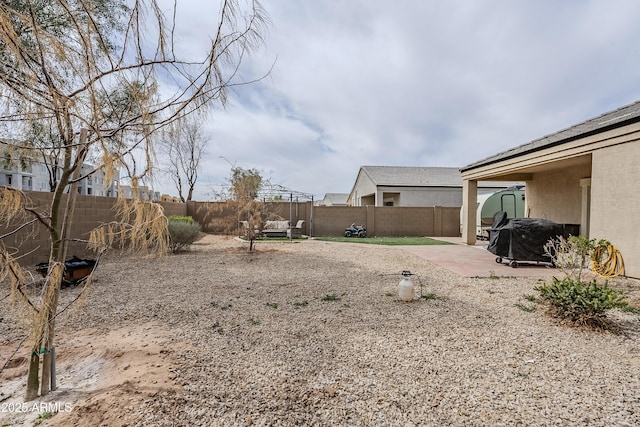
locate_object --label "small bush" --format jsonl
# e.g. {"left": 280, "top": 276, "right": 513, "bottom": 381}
{"left": 168, "top": 215, "right": 194, "bottom": 224}
{"left": 535, "top": 277, "right": 627, "bottom": 328}
{"left": 168, "top": 219, "right": 201, "bottom": 253}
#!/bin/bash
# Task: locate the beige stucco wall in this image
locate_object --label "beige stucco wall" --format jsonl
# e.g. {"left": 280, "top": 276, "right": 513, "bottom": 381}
{"left": 377, "top": 186, "right": 462, "bottom": 207}
{"left": 349, "top": 173, "right": 377, "bottom": 206}
{"left": 590, "top": 141, "right": 640, "bottom": 278}
{"left": 525, "top": 163, "right": 591, "bottom": 225}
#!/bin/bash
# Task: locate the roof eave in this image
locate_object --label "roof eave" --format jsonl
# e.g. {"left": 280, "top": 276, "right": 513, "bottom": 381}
{"left": 461, "top": 114, "right": 640, "bottom": 173}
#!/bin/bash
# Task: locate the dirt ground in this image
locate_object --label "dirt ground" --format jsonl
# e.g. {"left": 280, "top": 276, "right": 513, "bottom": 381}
{"left": 1, "top": 235, "right": 639, "bottom": 426}
{"left": 1, "top": 316, "right": 184, "bottom": 426}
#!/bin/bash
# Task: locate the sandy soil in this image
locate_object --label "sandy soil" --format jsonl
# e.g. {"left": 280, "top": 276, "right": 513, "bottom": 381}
{"left": 1, "top": 235, "right": 639, "bottom": 426}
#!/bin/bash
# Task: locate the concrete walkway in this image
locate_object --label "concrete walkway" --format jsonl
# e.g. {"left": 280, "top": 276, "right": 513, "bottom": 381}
{"left": 399, "top": 237, "right": 559, "bottom": 278}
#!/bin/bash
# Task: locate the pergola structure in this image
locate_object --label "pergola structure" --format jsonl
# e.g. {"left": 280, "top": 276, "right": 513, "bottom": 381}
{"left": 259, "top": 183, "right": 316, "bottom": 239}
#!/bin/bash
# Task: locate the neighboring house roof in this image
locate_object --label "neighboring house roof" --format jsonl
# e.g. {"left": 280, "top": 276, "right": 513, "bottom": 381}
{"left": 347, "top": 165, "right": 523, "bottom": 206}
{"left": 356, "top": 166, "right": 519, "bottom": 188}
{"left": 320, "top": 193, "right": 349, "bottom": 205}
{"left": 461, "top": 99, "right": 640, "bottom": 172}
{"left": 359, "top": 166, "right": 463, "bottom": 187}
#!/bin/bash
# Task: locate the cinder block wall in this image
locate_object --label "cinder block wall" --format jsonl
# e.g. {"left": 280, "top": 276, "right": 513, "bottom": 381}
{"left": 189, "top": 201, "right": 461, "bottom": 238}
{"left": 368, "top": 206, "right": 459, "bottom": 237}
{"left": 188, "top": 201, "right": 310, "bottom": 234}
{"left": 1, "top": 192, "right": 187, "bottom": 266}
{"left": 3, "top": 194, "right": 461, "bottom": 268}
{"left": 373, "top": 207, "right": 435, "bottom": 236}
{"left": 162, "top": 201, "right": 189, "bottom": 217}
{"left": 312, "top": 206, "right": 367, "bottom": 236}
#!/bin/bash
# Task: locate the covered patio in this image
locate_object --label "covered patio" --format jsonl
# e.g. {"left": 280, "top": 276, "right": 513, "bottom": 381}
{"left": 460, "top": 100, "right": 640, "bottom": 278}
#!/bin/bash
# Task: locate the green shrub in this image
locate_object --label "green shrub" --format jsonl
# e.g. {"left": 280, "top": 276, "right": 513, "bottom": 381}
{"left": 168, "top": 219, "right": 201, "bottom": 252}
{"left": 168, "top": 215, "right": 194, "bottom": 224}
{"left": 535, "top": 277, "right": 627, "bottom": 328}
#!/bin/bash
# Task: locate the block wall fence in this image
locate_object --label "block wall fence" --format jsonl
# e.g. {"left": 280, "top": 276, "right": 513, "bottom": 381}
{"left": 2, "top": 193, "right": 460, "bottom": 266}
{"left": 187, "top": 201, "right": 460, "bottom": 239}
{"left": 1, "top": 192, "right": 187, "bottom": 267}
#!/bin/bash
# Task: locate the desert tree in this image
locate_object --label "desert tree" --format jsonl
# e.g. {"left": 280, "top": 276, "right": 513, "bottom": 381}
{"left": 0, "top": 0, "right": 268, "bottom": 399}
{"left": 231, "top": 166, "right": 263, "bottom": 201}
{"left": 233, "top": 167, "right": 264, "bottom": 250}
{"left": 215, "top": 166, "right": 264, "bottom": 249}
{"left": 160, "top": 117, "right": 208, "bottom": 202}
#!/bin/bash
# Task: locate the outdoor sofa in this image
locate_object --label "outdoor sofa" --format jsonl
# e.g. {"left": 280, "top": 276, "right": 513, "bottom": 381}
{"left": 239, "top": 220, "right": 305, "bottom": 238}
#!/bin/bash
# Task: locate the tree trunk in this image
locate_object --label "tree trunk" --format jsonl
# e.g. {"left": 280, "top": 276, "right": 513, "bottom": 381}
{"left": 40, "top": 322, "right": 53, "bottom": 395}
{"left": 24, "top": 129, "right": 87, "bottom": 399}
{"left": 40, "top": 284, "right": 60, "bottom": 396}
{"left": 25, "top": 354, "right": 40, "bottom": 401}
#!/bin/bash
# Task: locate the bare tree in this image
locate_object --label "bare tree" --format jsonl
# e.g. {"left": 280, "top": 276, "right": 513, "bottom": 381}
{"left": 0, "top": 0, "right": 268, "bottom": 399}
{"left": 161, "top": 118, "right": 208, "bottom": 202}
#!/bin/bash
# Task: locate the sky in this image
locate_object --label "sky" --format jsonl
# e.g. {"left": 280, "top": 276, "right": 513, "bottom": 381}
{"left": 153, "top": 0, "right": 640, "bottom": 201}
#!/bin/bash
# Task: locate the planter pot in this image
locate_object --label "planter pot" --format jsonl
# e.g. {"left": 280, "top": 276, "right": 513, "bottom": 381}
{"left": 36, "top": 256, "right": 97, "bottom": 285}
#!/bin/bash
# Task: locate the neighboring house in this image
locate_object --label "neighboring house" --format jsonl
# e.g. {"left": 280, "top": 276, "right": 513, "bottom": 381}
{"left": 460, "top": 99, "right": 640, "bottom": 278}
{"left": 160, "top": 194, "right": 182, "bottom": 203}
{"left": 1, "top": 138, "right": 162, "bottom": 200}
{"left": 0, "top": 161, "right": 36, "bottom": 191}
{"left": 1, "top": 157, "right": 118, "bottom": 197}
{"left": 117, "top": 183, "right": 160, "bottom": 201}
{"left": 316, "top": 193, "right": 349, "bottom": 206}
{"left": 76, "top": 164, "right": 118, "bottom": 197}
{"left": 1, "top": 139, "right": 116, "bottom": 196}
{"left": 1, "top": 139, "right": 43, "bottom": 191}
{"left": 348, "top": 166, "right": 520, "bottom": 207}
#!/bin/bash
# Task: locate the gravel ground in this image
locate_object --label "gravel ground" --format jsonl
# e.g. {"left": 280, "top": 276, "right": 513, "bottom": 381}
{"left": 1, "top": 235, "right": 640, "bottom": 426}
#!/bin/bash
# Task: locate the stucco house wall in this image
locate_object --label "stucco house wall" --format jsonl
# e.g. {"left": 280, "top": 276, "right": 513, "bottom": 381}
{"left": 349, "top": 166, "right": 516, "bottom": 207}
{"left": 525, "top": 162, "right": 591, "bottom": 224}
{"left": 590, "top": 141, "right": 640, "bottom": 275}
{"left": 376, "top": 186, "right": 463, "bottom": 207}
{"left": 350, "top": 172, "right": 377, "bottom": 206}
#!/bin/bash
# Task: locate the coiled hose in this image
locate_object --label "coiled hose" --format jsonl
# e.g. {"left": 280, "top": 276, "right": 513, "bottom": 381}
{"left": 591, "top": 244, "right": 625, "bottom": 278}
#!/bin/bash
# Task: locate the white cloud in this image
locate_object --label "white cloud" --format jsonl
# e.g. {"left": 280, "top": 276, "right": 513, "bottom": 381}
{"left": 156, "top": 0, "right": 640, "bottom": 200}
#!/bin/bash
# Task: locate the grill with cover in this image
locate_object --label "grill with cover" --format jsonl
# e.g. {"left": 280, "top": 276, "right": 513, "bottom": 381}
{"left": 487, "top": 212, "right": 566, "bottom": 268}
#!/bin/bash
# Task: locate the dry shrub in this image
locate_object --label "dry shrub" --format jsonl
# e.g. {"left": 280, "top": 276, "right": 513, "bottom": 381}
{"left": 168, "top": 219, "right": 201, "bottom": 253}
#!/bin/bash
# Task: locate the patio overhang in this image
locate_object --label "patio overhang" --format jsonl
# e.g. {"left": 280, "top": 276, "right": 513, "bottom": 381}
{"left": 460, "top": 100, "right": 640, "bottom": 277}
{"left": 459, "top": 121, "right": 640, "bottom": 245}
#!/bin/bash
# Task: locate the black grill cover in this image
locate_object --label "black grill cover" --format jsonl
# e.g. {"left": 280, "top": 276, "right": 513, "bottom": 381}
{"left": 487, "top": 213, "right": 564, "bottom": 262}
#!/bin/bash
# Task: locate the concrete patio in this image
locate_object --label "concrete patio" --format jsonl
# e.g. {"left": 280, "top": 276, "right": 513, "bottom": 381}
{"left": 400, "top": 237, "right": 559, "bottom": 278}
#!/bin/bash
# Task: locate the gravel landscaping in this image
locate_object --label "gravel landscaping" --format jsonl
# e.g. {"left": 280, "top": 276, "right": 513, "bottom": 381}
{"left": 1, "top": 234, "right": 640, "bottom": 426}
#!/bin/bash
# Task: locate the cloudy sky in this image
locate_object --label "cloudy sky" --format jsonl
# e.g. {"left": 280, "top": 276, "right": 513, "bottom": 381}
{"left": 154, "top": 0, "right": 640, "bottom": 201}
